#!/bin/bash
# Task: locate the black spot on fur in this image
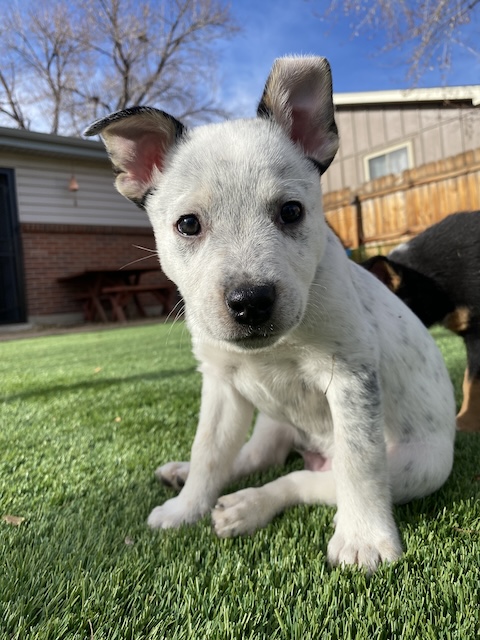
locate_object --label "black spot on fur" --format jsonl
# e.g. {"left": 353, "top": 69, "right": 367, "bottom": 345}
{"left": 403, "top": 461, "right": 414, "bottom": 473}
{"left": 400, "top": 419, "right": 414, "bottom": 437}
{"left": 341, "top": 364, "right": 383, "bottom": 452}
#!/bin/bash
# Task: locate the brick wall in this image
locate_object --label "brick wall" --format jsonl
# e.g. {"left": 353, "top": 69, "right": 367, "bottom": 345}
{"left": 21, "top": 223, "right": 170, "bottom": 318}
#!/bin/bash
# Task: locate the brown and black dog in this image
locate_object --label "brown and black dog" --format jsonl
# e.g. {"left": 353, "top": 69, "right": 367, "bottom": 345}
{"left": 364, "top": 211, "right": 480, "bottom": 433}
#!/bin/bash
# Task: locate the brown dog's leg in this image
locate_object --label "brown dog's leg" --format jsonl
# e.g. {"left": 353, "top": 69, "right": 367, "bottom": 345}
{"left": 456, "top": 369, "right": 480, "bottom": 432}
{"left": 456, "top": 331, "right": 480, "bottom": 432}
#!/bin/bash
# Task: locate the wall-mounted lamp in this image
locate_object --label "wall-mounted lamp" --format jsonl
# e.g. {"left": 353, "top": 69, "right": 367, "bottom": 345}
{"left": 68, "top": 175, "right": 79, "bottom": 192}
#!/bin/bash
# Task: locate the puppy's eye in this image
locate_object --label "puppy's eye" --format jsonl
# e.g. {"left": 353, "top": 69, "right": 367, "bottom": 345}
{"left": 279, "top": 201, "right": 303, "bottom": 225}
{"left": 176, "top": 215, "right": 201, "bottom": 236}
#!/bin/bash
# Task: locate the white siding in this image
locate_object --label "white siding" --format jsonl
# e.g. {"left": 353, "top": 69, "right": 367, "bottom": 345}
{"left": 0, "top": 152, "right": 150, "bottom": 228}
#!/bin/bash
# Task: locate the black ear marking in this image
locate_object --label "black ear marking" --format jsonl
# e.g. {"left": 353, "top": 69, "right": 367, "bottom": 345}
{"left": 131, "top": 188, "right": 154, "bottom": 211}
{"left": 256, "top": 98, "right": 272, "bottom": 119}
{"left": 308, "top": 157, "right": 329, "bottom": 175}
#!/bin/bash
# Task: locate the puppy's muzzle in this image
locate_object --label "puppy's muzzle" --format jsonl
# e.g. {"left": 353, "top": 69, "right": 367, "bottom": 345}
{"left": 225, "top": 283, "right": 276, "bottom": 327}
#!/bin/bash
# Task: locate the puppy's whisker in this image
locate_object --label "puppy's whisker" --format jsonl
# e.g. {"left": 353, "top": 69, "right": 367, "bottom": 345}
{"left": 165, "top": 298, "right": 184, "bottom": 325}
{"left": 165, "top": 299, "right": 186, "bottom": 345}
{"left": 132, "top": 244, "right": 158, "bottom": 253}
{"left": 120, "top": 254, "right": 158, "bottom": 269}
{"left": 120, "top": 245, "right": 160, "bottom": 269}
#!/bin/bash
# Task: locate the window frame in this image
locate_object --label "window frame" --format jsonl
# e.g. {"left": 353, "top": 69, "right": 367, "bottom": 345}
{"left": 363, "top": 141, "right": 414, "bottom": 182}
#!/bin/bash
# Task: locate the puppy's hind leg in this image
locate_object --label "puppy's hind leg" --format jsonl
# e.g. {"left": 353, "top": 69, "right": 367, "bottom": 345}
{"left": 388, "top": 434, "right": 455, "bottom": 504}
{"left": 155, "top": 413, "right": 296, "bottom": 491}
{"left": 155, "top": 460, "right": 190, "bottom": 491}
{"left": 231, "top": 413, "right": 296, "bottom": 480}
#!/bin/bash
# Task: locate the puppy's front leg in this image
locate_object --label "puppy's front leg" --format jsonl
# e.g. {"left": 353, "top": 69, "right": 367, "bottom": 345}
{"left": 327, "top": 365, "right": 402, "bottom": 572}
{"left": 148, "top": 372, "right": 254, "bottom": 529}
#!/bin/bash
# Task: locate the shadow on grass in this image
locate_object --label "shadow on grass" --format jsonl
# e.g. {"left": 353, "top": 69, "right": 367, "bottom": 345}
{"left": 0, "top": 366, "right": 197, "bottom": 404}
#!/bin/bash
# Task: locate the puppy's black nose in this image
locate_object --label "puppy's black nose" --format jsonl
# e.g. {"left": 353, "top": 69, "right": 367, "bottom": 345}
{"left": 225, "top": 284, "right": 276, "bottom": 326}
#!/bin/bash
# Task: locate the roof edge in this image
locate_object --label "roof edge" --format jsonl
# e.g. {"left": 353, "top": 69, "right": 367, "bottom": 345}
{"left": 333, "top": 85, "right": 480, "bottom": 108}
{"left": 0, "top": 126, "right": 107, "bottom": 160}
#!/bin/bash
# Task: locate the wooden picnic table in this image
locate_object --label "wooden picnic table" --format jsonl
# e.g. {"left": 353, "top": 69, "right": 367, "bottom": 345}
{"left": 58, "top": 266, "right": 177, "bottom": 323}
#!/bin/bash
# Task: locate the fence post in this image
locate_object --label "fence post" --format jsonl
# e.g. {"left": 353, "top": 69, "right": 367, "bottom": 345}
{"left": 351, "top": 194, "right": 364, "bottom": 247}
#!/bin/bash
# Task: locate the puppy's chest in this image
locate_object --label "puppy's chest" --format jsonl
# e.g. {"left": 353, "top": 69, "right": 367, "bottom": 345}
{"left": 228, "top": 352, "right": 332, "bottom": 431}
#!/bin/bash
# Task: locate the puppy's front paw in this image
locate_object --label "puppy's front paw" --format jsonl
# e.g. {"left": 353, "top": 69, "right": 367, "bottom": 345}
{"left": 212, "top": 488, "right": 273, "bottom": 538}
{"left": 147, "top": 497, "right": 202, "bottom": 530}
{"left": 154, "top": 461, "right": 190, "bottom": 491}
{"left": 327, "top": 521, "right": 402, "bottom": 573}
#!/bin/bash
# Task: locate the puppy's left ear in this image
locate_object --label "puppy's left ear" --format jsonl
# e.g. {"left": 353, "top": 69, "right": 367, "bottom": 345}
{"left": 257, "top": 56, "right": 339, "bottom": 173}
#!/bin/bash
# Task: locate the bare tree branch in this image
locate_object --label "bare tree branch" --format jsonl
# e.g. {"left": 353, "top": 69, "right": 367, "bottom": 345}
{"left": 81, "top": 0, "right": 238, "bottom": 122}
{"left": 324, "top": 0, "right": 480, "bottom": 83}
{"left": 0, "top": 65, "right": 30, "bottom": 129}
{"left": 1, "top": 1, "right": 92, "bottom": 133}
{"left": 0, "top": 0, "right": 238, "bottom": 134}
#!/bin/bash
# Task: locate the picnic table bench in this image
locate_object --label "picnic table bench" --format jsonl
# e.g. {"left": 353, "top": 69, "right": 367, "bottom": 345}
{"left": 58, "top": 266, "right": 177, "bottom": 323}
{"left": 100, "top": 282, "right": 176, "bottom": 322}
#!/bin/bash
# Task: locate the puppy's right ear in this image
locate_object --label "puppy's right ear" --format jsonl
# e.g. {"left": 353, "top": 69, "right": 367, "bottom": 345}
{"left": 84, "top": 107, "right": 185, "bottom": 208}
{"left": 362, "top": 255, "right": 403, "bottom": 292}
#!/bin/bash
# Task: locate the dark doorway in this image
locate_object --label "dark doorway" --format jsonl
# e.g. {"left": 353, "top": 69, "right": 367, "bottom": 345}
{"left": 0, "top": 169, "right": 26, "bottom": 324}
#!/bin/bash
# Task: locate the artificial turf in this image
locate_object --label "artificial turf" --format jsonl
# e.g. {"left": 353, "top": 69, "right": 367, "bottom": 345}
{"left": 0, "top": 322, "right": 479, "bottom": 639}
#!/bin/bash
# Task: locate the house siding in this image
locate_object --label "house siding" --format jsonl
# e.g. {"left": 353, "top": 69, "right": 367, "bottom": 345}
{"left": 324, "top": 104, "right": 480, "bottom": 193}
{"left": 0, "top": 151, "right": 148, "bottom": 228}
{"left": 0, "top": 147, "right": 169, "bottom": 324}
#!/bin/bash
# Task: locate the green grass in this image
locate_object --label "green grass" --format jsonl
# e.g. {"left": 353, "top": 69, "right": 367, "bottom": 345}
{"left": 0, "top": 323, "right": 479, "bottom": 640}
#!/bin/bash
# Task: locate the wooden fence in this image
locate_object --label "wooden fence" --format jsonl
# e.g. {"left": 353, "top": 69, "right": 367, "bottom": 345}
{"left": 324, "top": 147, "right": 480, "bottom": 252}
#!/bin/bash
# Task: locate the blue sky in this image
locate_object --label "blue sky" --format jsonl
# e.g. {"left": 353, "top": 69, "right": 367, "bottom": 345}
{"left": 214, "top": 0, "right": 480, "bottom": 118}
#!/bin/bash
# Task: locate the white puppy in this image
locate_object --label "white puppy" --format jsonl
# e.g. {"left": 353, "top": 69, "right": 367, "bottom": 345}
{"left": 85, "top": 57, "right": 456, "bottom": 572}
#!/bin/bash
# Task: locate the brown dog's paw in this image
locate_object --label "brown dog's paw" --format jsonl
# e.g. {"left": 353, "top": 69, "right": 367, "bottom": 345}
{"left": 456, "top": 414, "right": 480, "bottom": 433}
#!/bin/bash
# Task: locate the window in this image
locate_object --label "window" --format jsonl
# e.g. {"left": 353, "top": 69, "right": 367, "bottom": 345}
{"left": 364, "top": 142, "right": 413, "bottom": 181}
